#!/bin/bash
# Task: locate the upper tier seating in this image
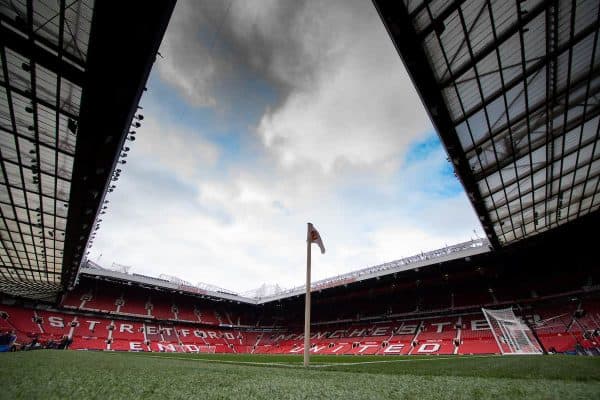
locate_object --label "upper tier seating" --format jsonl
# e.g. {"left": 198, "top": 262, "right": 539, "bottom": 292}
{"left": 119, "top": 289, "right": 150, "bottom": 316}
{"left": 174, "top": 303, "right": 199, "bottom": 322}
{"left": 61, "top": 287, "right": 89, "bottom": 309}
{"left": 150, "top": 296, "right": 175, "bottom": 320}
{"left": 197, "top": 309, "right": 220, "bottom": 325}
{"left": 81, "top": 287, "right": 120, "bottom": 313}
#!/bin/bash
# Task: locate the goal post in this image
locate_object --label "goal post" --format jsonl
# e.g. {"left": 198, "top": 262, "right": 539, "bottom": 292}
{"left": 482, "top": 307, "right": 543, "bottom": 355}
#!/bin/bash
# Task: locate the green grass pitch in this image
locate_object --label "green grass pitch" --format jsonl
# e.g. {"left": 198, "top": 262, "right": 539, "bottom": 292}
{"left": 1, "top": 351, "right": 600, "bottom": 399}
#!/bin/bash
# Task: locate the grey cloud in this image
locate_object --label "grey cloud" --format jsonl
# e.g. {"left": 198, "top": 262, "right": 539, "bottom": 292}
{"left": 159, "top": 0, "right": 431, "bottom": 171}
{"left": 158, "top": 0, "right": 345, "bottom": 106}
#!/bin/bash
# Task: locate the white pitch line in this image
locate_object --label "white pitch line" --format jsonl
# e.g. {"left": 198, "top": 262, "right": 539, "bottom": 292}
{"left": 311, "top": 354, "right": 501, "bottom": 368}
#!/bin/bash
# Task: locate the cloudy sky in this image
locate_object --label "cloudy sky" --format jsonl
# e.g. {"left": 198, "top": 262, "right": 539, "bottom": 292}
{"left": 88, "top": 0, "right": 484, "bottom": 294}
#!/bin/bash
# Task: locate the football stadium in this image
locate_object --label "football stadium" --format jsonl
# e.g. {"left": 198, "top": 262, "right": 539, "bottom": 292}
{"left": 1, "top": 0, "right": 600, "bottom": 399}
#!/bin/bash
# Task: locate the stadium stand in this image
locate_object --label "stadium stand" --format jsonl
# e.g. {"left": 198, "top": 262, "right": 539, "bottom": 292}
{"left": 62, "top": 293, "right": 600, "bottom": 355}
{"left": 2, "top": 212, "right": 599, "bottom": 355}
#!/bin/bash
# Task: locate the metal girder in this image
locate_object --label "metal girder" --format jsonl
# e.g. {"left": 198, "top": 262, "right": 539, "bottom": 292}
{"left": 437, "top": 0, "right": 552, "bottom": 88}
{"left": 454, "top": 20, "right": 600, "bottom": 126}
{"left": 0, "top": 22, "right": 85, "bottom": 86}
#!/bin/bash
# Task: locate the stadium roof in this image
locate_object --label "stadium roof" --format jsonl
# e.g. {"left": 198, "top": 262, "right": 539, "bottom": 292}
{"left": 374, "top": 0, "right": 600, "bottom": 247}
{"left": 0, "top": 0, "right": 175, "bottom": 301}
{"left": 79, "top": 238, "right": 491, "bottom": 305}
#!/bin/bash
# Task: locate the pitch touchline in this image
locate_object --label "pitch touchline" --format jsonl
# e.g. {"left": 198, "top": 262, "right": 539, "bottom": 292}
{"left": 311, "top": 355, "right": 501, "bottom": 368}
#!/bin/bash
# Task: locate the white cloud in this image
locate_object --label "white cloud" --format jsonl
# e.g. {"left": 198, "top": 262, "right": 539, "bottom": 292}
{"left": 89, "top": 0, "right": 484, "bottom": 293}
{"left": 91, "top": 133, "right": 482, "bottom": 293}
{"left": 256, "top": 3, "right": 430, "bottom": 171}
{"left": 134, "top": 116, "right": 219, "bottom": 179}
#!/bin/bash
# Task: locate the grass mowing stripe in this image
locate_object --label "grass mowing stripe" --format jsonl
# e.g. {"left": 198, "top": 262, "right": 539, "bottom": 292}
{"left": 311, "top": 354, "right": 502, "bottom": 368}
{"left": 128, "top": 353, "right": 301, "bottom": 368}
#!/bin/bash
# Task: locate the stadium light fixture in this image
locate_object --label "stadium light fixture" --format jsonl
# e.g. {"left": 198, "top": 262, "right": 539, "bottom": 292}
{"left": 68, "top": 118, "right": 78, "bottom": 134}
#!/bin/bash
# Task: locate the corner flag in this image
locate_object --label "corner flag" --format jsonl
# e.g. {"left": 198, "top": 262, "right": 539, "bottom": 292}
{"left": 307, "top": 223, "right": 325, "bottom": 254}
{"left": 304, "top": 222, "right": 325, "bottom": 367}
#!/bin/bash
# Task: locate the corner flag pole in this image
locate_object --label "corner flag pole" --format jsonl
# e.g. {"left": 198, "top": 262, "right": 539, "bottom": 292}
{"left": 303, "top": 223, "right": 312, "bottom": 368}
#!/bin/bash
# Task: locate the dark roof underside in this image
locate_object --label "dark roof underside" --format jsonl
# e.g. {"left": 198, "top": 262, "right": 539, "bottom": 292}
{"left": 0, "top": 0, "right": 175, "bottom": 301}
{"left": 0, "top": 0, "right": 92, "bottom": 301}
{"left": 374, "top": 0, "right": 600, "bottom": 246}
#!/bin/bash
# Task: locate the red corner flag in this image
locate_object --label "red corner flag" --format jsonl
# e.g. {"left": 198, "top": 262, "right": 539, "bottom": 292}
{"left": 307, "top": 223, "right": 325, "bottom": 254}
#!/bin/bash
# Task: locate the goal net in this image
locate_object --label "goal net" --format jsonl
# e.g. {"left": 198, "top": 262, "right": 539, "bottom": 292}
{"left": 482, "top": 307, "right": 543, "bottom": 355}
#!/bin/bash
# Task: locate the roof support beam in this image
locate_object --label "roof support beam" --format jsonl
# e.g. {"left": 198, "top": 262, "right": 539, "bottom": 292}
{"left": 453, "top": 20, "right": 600, "bottom": 125}
{"left": 0, "top": 126, "right": 76, "bottom": 158}
{"left": 0, "top": 154, "right": 73, "bottom": 182}
{"left": 0, "top": 79, "right": 79, "bottom": 121}
{"left": 473, "top": 101, "right": 600, "bottom": 182}
{"left": 464, "top": 66, "right": 600, "bottom": 154}
{"left": 438, "top": 0, "right": 552, "bottom": 87}
{"left": 0, "top": 22, "right": 85, "bottom": 86}
{"left": 488, "top": 147, "right": 600, "bottom": 212}
{"left": 416, "top": 0, "right": 470, "bottom": 40}
{"left": 0, "top": 181, "right": 70, "bottom": 204}
{"left": 494, "top": 184, "right": 600, "bottom": 236}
